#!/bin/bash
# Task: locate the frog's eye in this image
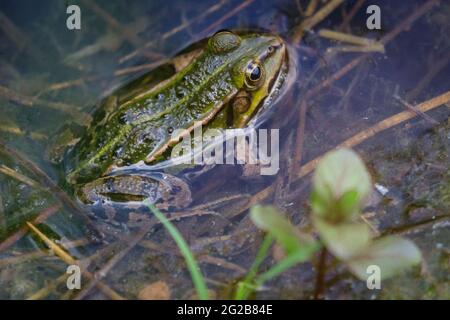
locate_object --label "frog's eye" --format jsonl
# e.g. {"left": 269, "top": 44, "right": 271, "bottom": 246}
{"left": 244, "top": 61, "right": 265, "bottom": 90}
{"left": 209, "top": 30, "right": 241, "bottom": 54}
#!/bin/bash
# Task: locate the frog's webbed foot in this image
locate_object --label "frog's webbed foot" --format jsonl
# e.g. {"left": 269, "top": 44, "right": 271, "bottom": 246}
{"left": 76, "top": 172, "right": 191, "bottom": 210}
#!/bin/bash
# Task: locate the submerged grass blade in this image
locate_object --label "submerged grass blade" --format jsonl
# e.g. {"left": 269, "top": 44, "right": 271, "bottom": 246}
{"left": 255, "top": 249, "right": 316, "bottom": 287}
{"left": 145, "top": 202, "right": 209, "bottom": 300}
{"left": 234, "top": 234, "right": 274, "bottom": 300}
{"left": 26, "top": 222, "right": 76, "bottom": 265}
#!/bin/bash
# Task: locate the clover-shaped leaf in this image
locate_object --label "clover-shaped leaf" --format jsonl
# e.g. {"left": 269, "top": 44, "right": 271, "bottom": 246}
{"left": 346, "top": 236, "right": 422, "bottom": 280}
{"left": 251, "top": 205, "right": 318, "bottom": 258}
{"left": 312, "top": 148, "right": 372, "bottom": 222}
{"left": 313, "top": 216, "right": 372, "bottom": 260}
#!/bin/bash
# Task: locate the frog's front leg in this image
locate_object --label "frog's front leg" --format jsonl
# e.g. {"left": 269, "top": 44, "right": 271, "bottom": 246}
{"left": 76, "top": 172, "right": 191, "bottom": 210}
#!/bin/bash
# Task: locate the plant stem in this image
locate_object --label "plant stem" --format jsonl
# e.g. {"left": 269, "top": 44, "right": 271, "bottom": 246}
{"left": 313, "top": 247, "right": 328, "bottom": 299}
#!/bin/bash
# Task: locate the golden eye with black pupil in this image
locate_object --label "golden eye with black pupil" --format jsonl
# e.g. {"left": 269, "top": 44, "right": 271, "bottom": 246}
{"left": 244, "top": 61, "right": 265, "bottom": 90}
{"left": 267, "top": 45, "right": 274, "bottom": 53}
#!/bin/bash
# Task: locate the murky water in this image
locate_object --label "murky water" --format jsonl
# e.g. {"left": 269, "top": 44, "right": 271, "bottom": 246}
{"left": 0, "top": 0, "right": 449, "bottom": 299}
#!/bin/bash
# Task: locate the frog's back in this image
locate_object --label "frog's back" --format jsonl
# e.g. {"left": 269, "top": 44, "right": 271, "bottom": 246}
{"left": 65, "top": 43, "right": 237, "bottom": 183}
{"left": 63, "top": 31, "right": 286, "bottom": 185}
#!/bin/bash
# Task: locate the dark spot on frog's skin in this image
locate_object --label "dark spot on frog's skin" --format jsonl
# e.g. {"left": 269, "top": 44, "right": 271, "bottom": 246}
{"left": 118, "top": 114, "right": 128, "bottom": 125}
{"left": 142, "top": 136, "right": 153, "bottom": 145}
{"left": 92, "top": 109, "right": 106, "bottom": 123}
{"left": 167, "top": 127, "right": 174, "bottom": 134}
{"left": 105, "top": 177, "right": 115, "bottom": 192}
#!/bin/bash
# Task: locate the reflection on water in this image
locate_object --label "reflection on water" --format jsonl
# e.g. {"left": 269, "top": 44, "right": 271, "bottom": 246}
{"left": 0, "top": 0, "right": 449, "bottom": 299}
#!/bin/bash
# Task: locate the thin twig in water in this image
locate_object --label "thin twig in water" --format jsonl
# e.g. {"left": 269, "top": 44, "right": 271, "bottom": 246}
{"left": 338, "top": 0, "right": 366, "bottom": 31}
{"left": 79, "top": 0, "right": 160, "bottom": 61}
{"left": 26, "top": 240, "right": 120, "bottom": 300}
{"left": 291, "top": 0, "right": 345, "bottom": 44}
{"left": 200, "top": 0, "right": 255, "bottom": 37}
{"left": 304, "top": 0, "right": 440, "bottom": 97}
{"left": 0, "top": 164, "right": 39, "bottom": 188}
{"left": 319, "top": 29, "right": 383, "bottom": 48}
{"left": 26, "top": 222, "right": 125, "bottom": 300}
{"left": 0, "top": 204, "right": 61, "bottom": 253}
{"left": 0, "top": 124, "right": 47, "bottom": 140}
{"left": 296, "top": 89, "right": 450, "bottom": 179}
{"left": 291, "top": 100, "right": 307, "bottom": 186}
{"left": 0, "top": 10, "right": 43, "bottom": 59}
{"left": 139, "top": 239, "right": 246, "bottom": 274}
{"left": 382, "top": 215, "right": 450, "bottom": 236}
{"left": 0, "top": 238, "right": 90, "bottom": 267}
{"left": 0, "top": 140, "right": 101, "bottom": 240}
{"left": 73, "top": 220, "right": 156, "bottom": 300}
{"left": 0, "top": 85, "right": 90, "bottom": 124}
{"left": 305, "top": 0, "right": 319, "bottom": 17}
{"left": 393, "top": 94, "right": 439, "bottom": 125}
{"left": 119, "top": 0, "right": 229, "bottom": 64}
{"left": 406, "top": 53, "right": 450, "bottom": 101}
{"left": 73, "top": 205, "right": 219, "bottom": 299}
{"left": 26, "top": 272, "right": 69, "bottom": 300}
{"left": 326, "top": 44, "right": 385, "bottom": 53}
{"left": 236, "top": 0, "right": 441, "bottom": 213}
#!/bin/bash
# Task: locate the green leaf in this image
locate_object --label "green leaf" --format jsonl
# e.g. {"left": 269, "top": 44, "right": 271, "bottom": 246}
{"left": 346, "top": 236, "right": 422, "bottom": 280}
{"left": 335, "top": 190, "right": 360, "bottom": 218}
{"left": 250, "top": 205, "right": 314, "bottom": 255}
{"left": 313, "top": 217, "right": 372, "bottom": 260}
{"left": 312, "top": 148, "right": 372, "bottom": 221}
{"left": 255, "top": 247, "right": 320, "bottom": 287}
{"left": 237, "top": 206, "right": 320, "bottom": 300}
{"left": 234, "top": 234, "right": 274, "bottom": 300}
{"left": 310, "top": 190, "right": 329, "bottom": 218}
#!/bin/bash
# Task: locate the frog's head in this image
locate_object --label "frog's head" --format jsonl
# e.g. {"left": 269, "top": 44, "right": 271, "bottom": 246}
{"left": 208, "top": 30, "right": 288, "bottom": 127}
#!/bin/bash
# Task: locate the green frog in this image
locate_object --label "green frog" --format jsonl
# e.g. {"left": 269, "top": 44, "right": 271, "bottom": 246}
{"left": 51, "top": 30, "right": 289, "bottom": 215}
